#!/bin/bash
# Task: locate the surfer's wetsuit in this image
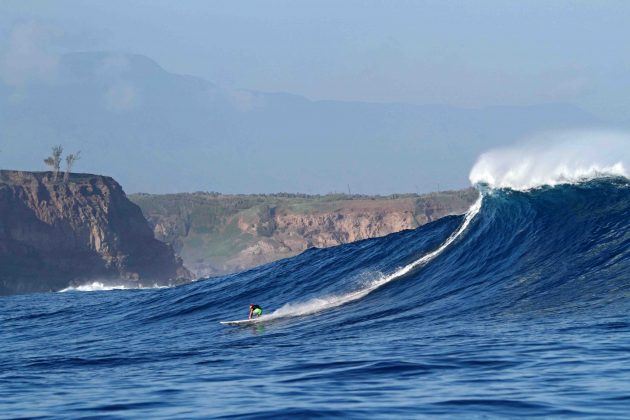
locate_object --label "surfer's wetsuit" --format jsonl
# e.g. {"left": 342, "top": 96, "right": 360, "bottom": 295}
{"left": 249, "top": 304, "right": 263, "bottom": 319}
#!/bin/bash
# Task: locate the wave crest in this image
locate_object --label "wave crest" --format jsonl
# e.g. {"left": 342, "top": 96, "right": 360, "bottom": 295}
{"left": 469, "top": 130, "right": 629, "bottom": 190}
{"left": 59, "top": 281, "right": 172, "bottom": 292}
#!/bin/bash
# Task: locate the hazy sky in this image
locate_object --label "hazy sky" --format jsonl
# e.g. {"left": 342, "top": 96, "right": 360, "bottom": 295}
{"left": 1, "top": 0, "right": 630, "bottom": 122}
{"left": 0, "top": 1, "right": 628, "bottom": 194}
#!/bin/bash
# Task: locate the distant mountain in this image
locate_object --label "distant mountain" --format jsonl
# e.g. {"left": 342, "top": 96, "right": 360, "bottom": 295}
{"left": 0, "top": 52, "right": 604, "bottom": 194}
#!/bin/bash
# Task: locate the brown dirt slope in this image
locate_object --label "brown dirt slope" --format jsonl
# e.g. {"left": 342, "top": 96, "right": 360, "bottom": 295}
{"left": 130, "top": 189, "right": 479, "bottom": 277}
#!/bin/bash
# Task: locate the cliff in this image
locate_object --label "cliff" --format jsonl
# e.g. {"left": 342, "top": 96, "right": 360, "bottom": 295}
{"left": 0, "top": 171, "right": 191, "bottom": 296}
{"left": 130, "top": 189, "right": 479, "bottom": 277}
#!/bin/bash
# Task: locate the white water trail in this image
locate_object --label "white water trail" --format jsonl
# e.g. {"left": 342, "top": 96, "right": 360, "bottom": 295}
{"left": 261, "top": 196, "right": 483, "bottom": 321}
{"left": 469, "top": 130, "right": 630, "bottom": 191}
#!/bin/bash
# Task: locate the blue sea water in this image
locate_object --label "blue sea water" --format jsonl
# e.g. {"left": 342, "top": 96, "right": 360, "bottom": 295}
{"left": 1, "top": 179, "right": 629, "bottom": 418}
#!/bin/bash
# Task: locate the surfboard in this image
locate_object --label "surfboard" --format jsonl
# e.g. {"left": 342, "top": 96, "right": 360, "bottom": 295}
{"left": 220, "top": 318, "right": 260, "bottom": 326}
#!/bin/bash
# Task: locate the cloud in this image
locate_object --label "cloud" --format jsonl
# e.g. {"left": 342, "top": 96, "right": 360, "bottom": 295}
{"left": 0, "top": 21, "right": 61, "bottom": 86}
{"left": 104, "top": 82, "right": 140, "bottom": 111}
{"left": 96, "top": 54, "right": 141, "bottom": 111}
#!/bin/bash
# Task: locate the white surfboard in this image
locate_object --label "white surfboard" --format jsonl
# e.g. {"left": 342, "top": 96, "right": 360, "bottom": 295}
{"left": 219, "top": 318, "right": 261, "bottom": 326}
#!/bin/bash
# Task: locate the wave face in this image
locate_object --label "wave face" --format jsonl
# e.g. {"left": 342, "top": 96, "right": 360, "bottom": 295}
{"left": 2, "top": 178, "right": 629, "bottom": 417}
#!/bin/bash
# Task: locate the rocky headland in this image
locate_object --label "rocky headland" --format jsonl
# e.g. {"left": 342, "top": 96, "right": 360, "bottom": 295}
{"left": 131, "top": 189, "right": 479, "bottom": 277}
{"left": 0, "top": 171, "right": 191, "bottom": 296}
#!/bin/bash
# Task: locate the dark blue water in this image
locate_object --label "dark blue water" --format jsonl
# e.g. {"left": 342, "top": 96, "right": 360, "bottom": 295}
{"left": 2, "top": 179, "right": 629, "bottom": 418}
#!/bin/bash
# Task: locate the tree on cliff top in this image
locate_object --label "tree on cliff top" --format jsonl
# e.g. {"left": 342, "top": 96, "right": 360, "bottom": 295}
{"left": 44, "top": 145, "right": 63, "bottom": 181}
{"left": 64, "top": 151, "right": 81, "bottom": 182}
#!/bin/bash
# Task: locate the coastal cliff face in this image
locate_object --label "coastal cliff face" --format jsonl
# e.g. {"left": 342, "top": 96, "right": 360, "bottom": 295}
{"left": 0, "top": 171, "right": 191, "bottom": 295}
{"left": 131, "top": 189, "right": 478, "bottom": 277}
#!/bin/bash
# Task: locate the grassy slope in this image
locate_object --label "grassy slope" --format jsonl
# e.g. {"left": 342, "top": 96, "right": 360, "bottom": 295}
{"left": 130, "top": 189, "right": 479, "bottom": 275}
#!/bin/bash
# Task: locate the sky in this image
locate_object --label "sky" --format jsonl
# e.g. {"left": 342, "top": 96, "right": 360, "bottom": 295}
{"left": 1, "top": 0, "right": 630, "bottom": 122}
{"left": 0, "top": 1, "right": 628, "bottom": 194}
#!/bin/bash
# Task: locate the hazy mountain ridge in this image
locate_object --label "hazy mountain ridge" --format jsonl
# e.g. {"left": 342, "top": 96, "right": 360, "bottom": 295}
{"left": 130, "top": 189, "right": 479, "bottom": 277}
{"left": 0, "top": 51, "right": 604, "bottom": 194}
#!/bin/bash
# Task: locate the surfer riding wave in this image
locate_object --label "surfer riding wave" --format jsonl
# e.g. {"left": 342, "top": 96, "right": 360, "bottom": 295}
{"left": 249, "top": 304, "right": 263, "bottom": 319}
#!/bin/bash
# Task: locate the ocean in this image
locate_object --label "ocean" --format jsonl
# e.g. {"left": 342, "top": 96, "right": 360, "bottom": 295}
{"left": 1, "top": 177, "right": 629, "bottom": 418}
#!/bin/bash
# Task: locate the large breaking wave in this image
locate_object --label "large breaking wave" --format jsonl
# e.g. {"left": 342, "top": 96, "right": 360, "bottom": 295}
{"left": 3, "top": 135, "right": 629, "bottom": 417}
{"left": 469, "top": 130, "right": 629, "bottom": 190}
{"left": 234, "top": 133, "right": 630, "bottom": 323}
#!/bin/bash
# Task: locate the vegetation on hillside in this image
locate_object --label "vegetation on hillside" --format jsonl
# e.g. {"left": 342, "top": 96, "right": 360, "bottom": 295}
{"left": 130, "top": 189, "right": 479, "bottom": 276}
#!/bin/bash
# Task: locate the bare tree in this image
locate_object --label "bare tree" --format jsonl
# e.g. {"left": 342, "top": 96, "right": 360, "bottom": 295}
{"left": 44, "top": 145, "right": 63, "bottom": 181}
{"left": 64, "top": 151, "right": 81, "bottom": 182}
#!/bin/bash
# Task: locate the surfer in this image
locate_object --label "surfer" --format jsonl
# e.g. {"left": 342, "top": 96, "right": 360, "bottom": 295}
{"left": 248, "top": 304, "right": 263, "bottom": 319}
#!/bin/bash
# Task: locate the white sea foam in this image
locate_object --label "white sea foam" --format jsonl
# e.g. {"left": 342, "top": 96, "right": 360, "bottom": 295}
{"left": 258, "top": 196, "right": 483, "bottom": 321}
{"left": 59, "top": 281, "right": 172, "bottom": 292}
{"left": 60, "top": 282, "right": 126, "bottom": 292}
{"left": 469, "top": 130, "right": 630, "bottom": 191}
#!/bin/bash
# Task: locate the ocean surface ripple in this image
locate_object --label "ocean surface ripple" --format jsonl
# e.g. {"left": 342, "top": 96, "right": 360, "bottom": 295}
{"left": 1, "top": 178, "right": 629, "bottom": 418}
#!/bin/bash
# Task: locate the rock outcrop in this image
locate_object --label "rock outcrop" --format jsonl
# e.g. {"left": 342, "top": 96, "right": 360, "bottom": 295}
{"left": 0, "top": 171, "right": 191, "bottom": 295}
{"left": 131, "top": 189, "right": 479, "bottom": 277}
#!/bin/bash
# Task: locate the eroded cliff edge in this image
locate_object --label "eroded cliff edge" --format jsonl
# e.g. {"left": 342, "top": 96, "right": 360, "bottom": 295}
{"left": 0, "top": 171, "right": 191, "bottom": 296}
{"left": 131, "top": 189, "right": 479, "bottom": 277}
